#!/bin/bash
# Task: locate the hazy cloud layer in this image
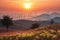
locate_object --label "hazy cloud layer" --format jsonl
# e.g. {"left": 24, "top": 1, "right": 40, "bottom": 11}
{"left": 0, "top": 0, "right": 60, "bottom": 20}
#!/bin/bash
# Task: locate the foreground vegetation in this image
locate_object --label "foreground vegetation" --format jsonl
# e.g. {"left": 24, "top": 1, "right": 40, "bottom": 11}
{"left": 0, "top": 24, "right": 60, "bottom": 40}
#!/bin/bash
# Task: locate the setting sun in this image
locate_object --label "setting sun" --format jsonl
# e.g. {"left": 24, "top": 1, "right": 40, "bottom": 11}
{"left": 23, "top": 0, "right": 32, "bottom": 9}
{"left": 24, "top": 3, "right": 31, "bottom": 9}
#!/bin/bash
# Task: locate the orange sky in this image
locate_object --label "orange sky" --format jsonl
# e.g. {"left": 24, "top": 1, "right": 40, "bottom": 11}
{"left": 0, "top": 0, "right": 60, "bottom": 20}
{"left": 0, "top": 0, "right": 60, "bottom": 12}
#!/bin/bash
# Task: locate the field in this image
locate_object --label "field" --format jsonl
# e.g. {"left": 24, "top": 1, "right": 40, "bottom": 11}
{"left": 0, "top": 24, "right": 60, "bottom": 40}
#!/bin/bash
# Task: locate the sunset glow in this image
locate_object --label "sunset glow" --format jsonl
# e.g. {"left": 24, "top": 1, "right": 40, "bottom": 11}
{"left": 24, "top": 3, "right": 31, "bottom": 9}
{"left": 0, "top": 0, "right": 60, "bottom": 12}
{"left": 23, "top": 0, "right": 32, "bottom": 9}
{"left": 0, "top": 0, "right": 60, "bottom": 20}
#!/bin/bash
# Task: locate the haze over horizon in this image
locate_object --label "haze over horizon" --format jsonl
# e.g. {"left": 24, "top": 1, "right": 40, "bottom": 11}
{"left": 0, "top": 0, "right": 60, "bottom": 20}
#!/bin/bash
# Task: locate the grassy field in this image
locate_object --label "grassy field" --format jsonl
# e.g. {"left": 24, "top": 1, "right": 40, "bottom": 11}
{"left": 0, "top": 24, "right": 60, "bottom": 40}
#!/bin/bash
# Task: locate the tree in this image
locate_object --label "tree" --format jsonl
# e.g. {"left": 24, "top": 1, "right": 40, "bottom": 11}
{"left": 51, "top": 19, "right": 54, "bottom": 25}
{"left": 31, "top": 23, "right": 40, "bottom": 29}
{"left": 1, "top": 16, "right": 13, "bottom": 32}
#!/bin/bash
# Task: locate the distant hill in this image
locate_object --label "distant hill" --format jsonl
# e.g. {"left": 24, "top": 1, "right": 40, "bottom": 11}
{"left": 53, "top": 17, "right": 60, "bottom": 24}
{"left": 0, "top": 17, "right": 60, "bottom": 32}
{"left": 0, "top": 19, "right": 37, "bottom": 31}
{"left": 50, "top": 12, "right": 60, "bottom": 18}
{"left": 33, "top": 12, "right": 60, "bottom": 21}
{"left": 0, "top": 19, "right": 51, "bottom": 32}
{"left": 33, "top": 14, "right": 51, "bottom": 21}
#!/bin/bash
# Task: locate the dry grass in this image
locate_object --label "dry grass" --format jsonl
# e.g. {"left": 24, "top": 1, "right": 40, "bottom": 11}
{"left": 0, "top": 24, "right": 60, "bottom": 40}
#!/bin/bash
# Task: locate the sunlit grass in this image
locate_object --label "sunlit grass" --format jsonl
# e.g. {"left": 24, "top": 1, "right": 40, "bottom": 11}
{"left": 0, "top": 24, "right": 60, "bottom": 40}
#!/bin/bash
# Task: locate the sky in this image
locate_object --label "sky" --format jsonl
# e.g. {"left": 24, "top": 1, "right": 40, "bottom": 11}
{"left": 0, "top": 0, "right": 60, "bottom": 20}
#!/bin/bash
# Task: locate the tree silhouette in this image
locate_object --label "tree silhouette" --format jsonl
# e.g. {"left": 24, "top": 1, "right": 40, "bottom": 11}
{"left": 51, "top": 19, "right": 54, "bottom": 25}
{"left": 1, "top": 16, "right": 13, "bottom": 32}
{"left": 31, "top": 23, "right": 40, "bottom": 29}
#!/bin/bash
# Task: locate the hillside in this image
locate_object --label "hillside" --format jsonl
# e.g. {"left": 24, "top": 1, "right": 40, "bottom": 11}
{"left": 0, "top": 24, "right": 60, "bottom": 40}
{"left": 0, "top": 19, "right": 60, "bottom": 32}
{"left": 0, "top": 19, "right": 51, "bottom": 31}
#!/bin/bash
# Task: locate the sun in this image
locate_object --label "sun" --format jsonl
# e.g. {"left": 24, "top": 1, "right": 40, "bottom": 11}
{"left": 23, "top": 1, "right": 32, "bottom": 9}
{"left": 23, "top": 0, "right": 32, "bottom": 10}
{"left": 24, "top": 3, "right": 31, "bottom": 9}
